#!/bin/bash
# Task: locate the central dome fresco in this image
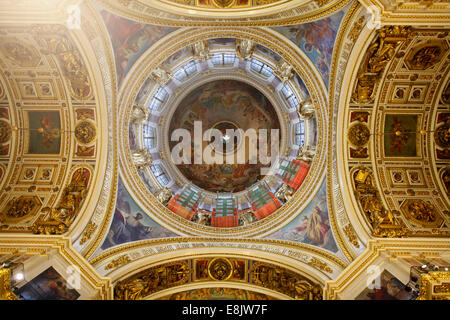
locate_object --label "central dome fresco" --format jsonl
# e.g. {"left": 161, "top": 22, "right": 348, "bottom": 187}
{"left": 168, "top": 79, "right": 281, "bottom": 193}
{"left": 124, "top": 36, "right": 321, "bottom": 232}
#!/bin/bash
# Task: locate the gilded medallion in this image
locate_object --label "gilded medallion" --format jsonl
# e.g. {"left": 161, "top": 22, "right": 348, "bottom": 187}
{"left": 401, "top": 199, "right": 442, "bottom": 227}
{"left": 75, "top": 120, "right": 97, "bottom": 145}
{"left": 208, "top": 258, "right": 233, "bottom": 281}
{"left": 347, "top": 123, "right": 370, "bottom": 147}
{"left": 2, "top": 196, "right": 41, "bottom": 221}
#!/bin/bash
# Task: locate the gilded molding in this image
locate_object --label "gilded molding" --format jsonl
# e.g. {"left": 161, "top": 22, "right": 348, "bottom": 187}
{"left": 418, "top": 271, "right": 450, "bottom": 300}
{"left": 0, "top": 268, "right": 18, "bottom": 300}
{"left": 326, "top": 0, "right": 362, "bottom": 262}
{"left": 75, "top": 1, "right": 119, "bottom": 260}
{"left": 105, "top": 254, "right": 132, "bottom": 271}
{"left": 95, "top": 0, "right": 353, "bottom": 27}
{"left": 89, "top": 237, "right": 348, "bottom": 272}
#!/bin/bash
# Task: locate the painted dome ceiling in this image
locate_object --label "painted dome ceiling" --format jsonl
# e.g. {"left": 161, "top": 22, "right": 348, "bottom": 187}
{"left": 126, "top": 35, "right": 321, "bottom": 231}
{"left": 168, "top": 79, "right": 281, "bottom": 193}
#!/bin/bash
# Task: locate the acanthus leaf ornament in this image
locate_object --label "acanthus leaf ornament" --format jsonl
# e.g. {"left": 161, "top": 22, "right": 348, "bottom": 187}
{"left": 308, "top": 257, "right": 333, "bottom": 274}
{"left": 80, "top": 221, "right": 97, "bottom": 245}
{"left": 249, "top": 262, "right": 323, "bottom": 299}
{"left": 114, "top": 261, "right": 190, "bottom": 300}
{"left": 30, "top": 25, "right": 92, "bottom": 100}
{"left": 343, "top": 224, "right": 360, "bottom": 248}
{"left": 0, "top": 268, "right": 18, "bottom": 300}
{"left": 105, "top": 255, "right": 132, "bottom": 271}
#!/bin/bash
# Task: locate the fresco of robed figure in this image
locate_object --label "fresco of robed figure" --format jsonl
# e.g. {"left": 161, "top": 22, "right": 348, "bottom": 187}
{"left": 101, "top": 178, "right": 177, "bottom": 250}
{"left": 101, "top": 11, "right": 175, "bottom": 85}
{"left": 266, "top": 179, "right": 339, "bottom": 253}
{"left": 272, "top": 8, "right": 346, "bottom": 87}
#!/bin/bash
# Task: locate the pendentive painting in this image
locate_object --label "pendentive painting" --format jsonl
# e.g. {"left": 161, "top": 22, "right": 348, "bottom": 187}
{"left": 383, "top": 114, "right": 419, "bottom": 157}
{"left": 272, "top": 7, "right": 347, "bottom": 87}
{"left": 266, "top": 179, "right": 339, "bottom": 253}
{"left": 355, "top": 269, "right": 415, "bottom": 300}
{"left": 15, "top": 267, "right": 80, "bottom": 300}
{"left": 26, "top": 111, "right": 61, "bottom": 154}
{"left": 101, "top": 178, "right": 178, "bottom": 250}
{"left": 101, "top": 11, "right": 175, "bottom": 85}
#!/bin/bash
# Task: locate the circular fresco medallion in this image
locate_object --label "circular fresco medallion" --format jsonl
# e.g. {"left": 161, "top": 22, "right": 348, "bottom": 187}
{"left": 168, "top": 79, "right": 281, "bottom": 193}
{"left": 75, "top": 120, "right": 97, "bottom": 145}
{"left": 347, "top": 123, "right": 370, "bottom": 147}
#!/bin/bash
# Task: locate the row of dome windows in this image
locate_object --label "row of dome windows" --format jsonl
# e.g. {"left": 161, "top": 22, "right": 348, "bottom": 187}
{"left": 147, "top": 56, "right": 299, "bottom": 115}
{"left": 141, "top": 54, "right": 305, "bottom": 188}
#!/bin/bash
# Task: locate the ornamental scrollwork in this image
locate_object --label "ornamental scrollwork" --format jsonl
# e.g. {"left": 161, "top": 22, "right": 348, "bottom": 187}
{"left": 105, "top": 255, "right": 132, "bottom": 271}
{"left": 30, "top": 25, "right": 92, "bottom": 100}
{"left": 353, "top": 167, "right": 407, "bottom": 237}
{"left": 114, "top": 261, "right": 190, "bottom": 300}
{"left": 114, "top": 258, "right": 324, "bottom": 300}
{"left": 249, "top": 262, "right": 323, "bottom": 300}
{"left": 32, "top": 168, "right": 90, "bottom": 235}
{"left": 0, "top": 120, "right": 12, "bottom": 144}
{"left": 352, "top": 26, "right": 411, "bottom": 103}
{"left": 418, "top": 271, "right": 450, "bottom": 300}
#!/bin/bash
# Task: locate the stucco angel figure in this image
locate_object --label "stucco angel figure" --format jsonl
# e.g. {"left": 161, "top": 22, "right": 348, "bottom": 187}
{"left": 275, "top": 183, "right": 295, "bottom": 203}
{"left": 132, "top": 148, "right": 152, "bottom": 169}
{"left": 155, "top": 187, "right": 173, "bottom": 206}
{"left": 130, "top": 104, "right": 149, "bottom": 124}
{"left": 150, "top": 67, "right": 172, "bottom": 87}
{"left": 296, "top": 144, "right": 316, "bottom": 162}
{"left": 236, "top": 39, "right": 255, "bottom": 60}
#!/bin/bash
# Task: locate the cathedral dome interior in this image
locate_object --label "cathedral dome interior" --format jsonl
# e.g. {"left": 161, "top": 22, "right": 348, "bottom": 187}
{"left": 0, "top": 0, "right": 449, "bottom": 303}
